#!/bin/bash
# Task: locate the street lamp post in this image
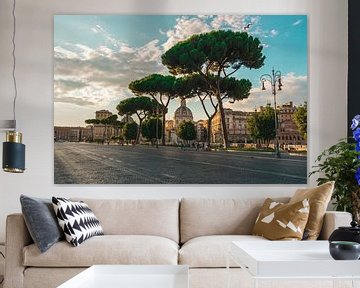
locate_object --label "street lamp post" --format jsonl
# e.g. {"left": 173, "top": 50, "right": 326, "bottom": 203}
{"left": 260, "top": 67, "right": 283, "bottom": 158}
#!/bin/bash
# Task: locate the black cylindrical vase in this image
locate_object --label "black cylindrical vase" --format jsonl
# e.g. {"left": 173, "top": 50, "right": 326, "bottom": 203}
{"left": 2, "top": 131, "right": 25, "bottom": 173}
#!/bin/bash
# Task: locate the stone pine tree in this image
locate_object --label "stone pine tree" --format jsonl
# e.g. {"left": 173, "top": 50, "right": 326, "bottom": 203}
{"left": 101, "top": 115, "right": 118, "bottom": 142}
{"left": 162, "top": 30, "right": 265, "bottom": 148}
{"left": 129, "top": 74, "right": 176, "bottom": 146}
{"left": 85, "top": 118, "right": 100, "bottom": 141}
{"left": 175, "top": 75, "right": 251, "bottom": 147}
{"left": 116, "top": 96, "right": 159, "bottom": 144}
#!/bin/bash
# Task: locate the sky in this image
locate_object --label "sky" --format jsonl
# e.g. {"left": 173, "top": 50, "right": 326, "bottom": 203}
{"left": 54, "top": 15, "right": 307, "bottom": 126}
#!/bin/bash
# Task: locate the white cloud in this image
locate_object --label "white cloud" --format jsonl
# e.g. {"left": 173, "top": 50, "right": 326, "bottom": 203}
{"left": 251, "top": 26, "right": 279, "bottom": 39}
{"left": 137, "top": 40, "right": 163, "bottom": 62}
{"left": 163, "top": 16, "right": 211, "bottom": 51}
{"left": 293, "top": 19, "right": 302, "bottom": 26}
{"left": 163, "top": 15, "right": 261, "bottom": 51}
{"left": 159, "top": 28, "right": 167, "bottom": 35}
{"left": 210, "top": 15, "right": 246, "bottom": 30}
{"left": 224, "top": 73, "right": 307, "bottom": 112}
{"left": 54, "top": 36, "right": 166, "bottom": 108}
{"left": 270, "top": 29, "right": 279, "bottom": 37}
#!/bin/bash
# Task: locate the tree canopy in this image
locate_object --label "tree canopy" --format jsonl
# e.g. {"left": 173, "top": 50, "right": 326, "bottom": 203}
{"left": 176, "top": 121, "right": 196, "bottom": 144}
{"left": 247, "top": 105, "right": 276, "bottom": 146}
{"left": 141, "top": 117, "right": 163, "bottom": 142}
{"left": 102, "top": 115, "right": 118, "bottom": 125}
{"left": 162, "top": 30, "right": 265, "bottom": 76}
{"left": 293, "top": 102, "right": 307, "bottom": 140}
{"left": 129, "top": 74, "right": 177, "bottom": 145}
{"left": 85, "top": 119, "right": 100, "bottom": 125}
{"left": 129, "top": 74, "right": 177, "bottom": 102}
{"left": 117, "top": 96, "right": 160, "bottom": 143}
{"left": 116, "top": 96, "right": 158, "bottom": 117}
{"left": 162, "top": 30, "right": 264, "bottom": 148}
{"left": 123, "top": 122, "right": 138, "bottom": 141}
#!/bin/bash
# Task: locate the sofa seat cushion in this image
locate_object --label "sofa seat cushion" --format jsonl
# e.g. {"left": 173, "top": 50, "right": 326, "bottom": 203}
{"left": 180, "top": 198, "right": 289, "bottom": 243}
{"left": 23, "top": 235, "right": 179, "bottom": 267}
{"left": 179, "top": 235, "right": 267, "bottom": 268}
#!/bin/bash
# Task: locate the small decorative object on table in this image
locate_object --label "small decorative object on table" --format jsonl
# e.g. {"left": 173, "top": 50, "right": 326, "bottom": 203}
{"left": 329, "top": 220, "right": 360, "bottom": 244}
{"left": 329, "top": 241, "right": 360, "bottom": 260}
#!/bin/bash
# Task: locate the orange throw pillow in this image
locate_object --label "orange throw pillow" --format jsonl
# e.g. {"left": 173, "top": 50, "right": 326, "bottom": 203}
{"left": 289, "top": 181, "right": 334, "bottom": 240}
{"left": 252, "top": 198, "right": 310, "bottom": 240}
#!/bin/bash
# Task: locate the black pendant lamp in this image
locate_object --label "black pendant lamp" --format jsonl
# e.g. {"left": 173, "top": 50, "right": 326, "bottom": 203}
{"left": 3, "top": 131, "right": 25, "bottom": 173}
{"left": 1, "top": 0, "right": 25, "bottom": 173}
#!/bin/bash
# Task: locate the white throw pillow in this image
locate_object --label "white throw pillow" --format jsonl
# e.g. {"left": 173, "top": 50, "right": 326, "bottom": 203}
{"left": 52, "top": 197, "right": 103, "bottom": 247}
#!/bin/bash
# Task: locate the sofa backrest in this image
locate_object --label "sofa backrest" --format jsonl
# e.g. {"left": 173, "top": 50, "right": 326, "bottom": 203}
{"left": 73, "top": 198, "right": 180, "bottom": 243}
{"left": 180, "top": 198, "right": 289, "bottom": 243}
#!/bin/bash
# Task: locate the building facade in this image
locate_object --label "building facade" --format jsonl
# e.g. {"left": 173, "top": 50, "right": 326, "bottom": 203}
{"left": 54, "top": 126, "right": 92, "bottom": 142}
{"left": 196, "top": 120, "right": 208, "bottom": 143}
{"left": 92, "top": 110, "right": 134, "bottom": 141}
{"left": 277, "top": 101, "right": 306, "bottom": 146}
{"left": 95, "top": 109, "right": 113, "bottom": 120}
{"left": 211, "top": 109, "right": 254, "bottom": 144}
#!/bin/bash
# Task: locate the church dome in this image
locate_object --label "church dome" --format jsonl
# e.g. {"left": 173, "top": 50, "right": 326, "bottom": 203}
{"left": 174, "top": 98, "right": 193, "bottom": 118}
{"left": 174, "top": 106, "right": 193, "bottom": 118}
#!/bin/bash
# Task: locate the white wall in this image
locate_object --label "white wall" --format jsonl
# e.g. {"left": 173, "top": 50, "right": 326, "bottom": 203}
{"left": 0, "top": 0, "right": 348, "bottom": 242}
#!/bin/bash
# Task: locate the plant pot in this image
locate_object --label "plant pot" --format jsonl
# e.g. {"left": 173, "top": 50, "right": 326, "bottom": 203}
{"left": 329, "top": 221, "right": 360, "bottom": 244}
{"left": 329, "top": 241, "right": 360, "bottom": 260}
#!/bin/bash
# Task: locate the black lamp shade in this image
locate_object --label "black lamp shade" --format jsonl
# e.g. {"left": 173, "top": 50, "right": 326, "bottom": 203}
{"left": 3, "top": 141, "right": 25, "bottom": 173}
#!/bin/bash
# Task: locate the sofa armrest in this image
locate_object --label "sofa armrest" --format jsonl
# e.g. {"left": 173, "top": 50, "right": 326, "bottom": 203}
{"left": 4, "top": 213, "right": 33, "bottom": 288}
{"left": 318, "top": 211, "right": 352, "bottom": 240}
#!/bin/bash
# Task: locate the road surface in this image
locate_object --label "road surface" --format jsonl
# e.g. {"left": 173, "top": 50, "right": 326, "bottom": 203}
{"left": 54, "top": 142, "right": 307, "bottom": 184}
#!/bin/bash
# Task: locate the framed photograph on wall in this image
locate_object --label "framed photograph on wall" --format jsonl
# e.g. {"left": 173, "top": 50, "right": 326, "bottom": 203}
{"left": 54, "top": 15, "right": 307, "bottom": 184}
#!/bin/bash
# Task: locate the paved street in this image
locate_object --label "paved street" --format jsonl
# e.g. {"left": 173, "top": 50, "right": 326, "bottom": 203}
{"left": 54, "top": 142, "right": 307, "bottom": 184}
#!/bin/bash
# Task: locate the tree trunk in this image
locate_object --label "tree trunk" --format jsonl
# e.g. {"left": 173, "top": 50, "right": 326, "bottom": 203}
{"left": 216, "top": 94, "right": 229, "bottom": 148}
{"left": 351, "top": 190, "right": 360, "bottom": 223}
{"left": 207, "top": 118, "right": 212, "bottom": 148}
{"left": 162, "top": 110, "right": 166, "bottom": 146}
{"left": 136, "top": 119, "right": 143, "bottom": 144}
{"left": 103, "top": 124, "right": 107, "bottom": 142}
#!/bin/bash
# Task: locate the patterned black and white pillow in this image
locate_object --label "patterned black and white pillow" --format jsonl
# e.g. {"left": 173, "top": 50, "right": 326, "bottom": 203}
{"left": 52, "top": 197, "right": 104, "bottom": 247}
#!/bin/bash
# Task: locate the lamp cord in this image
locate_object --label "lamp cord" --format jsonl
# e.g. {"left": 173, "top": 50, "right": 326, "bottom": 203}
{"left": 11, "top": 0, "right": 18, "bottom": 130}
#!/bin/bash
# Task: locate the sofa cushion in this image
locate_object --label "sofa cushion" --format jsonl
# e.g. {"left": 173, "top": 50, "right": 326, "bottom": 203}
{"left": 290, "top": 181, "right": 334, "bottom": 240}
{"left": 52, "top": 197, "right": 104, "bottom": 247}
{"left": 72, "top": 198, "right": 179, "bottom": 243}
{"left": 179, "top": 235, "right": 267, "bottom": 268}
{"left": 23, "top": 235, "right": 178, "bottom": 267}
{"left": 180, "top": 198, "right": 289, "bottom": 243}
{"left": 252, "top": 198, "right": 310, "bottom": 240}
{"left": 20, "top": 195, "right": 64, "bottom": 253}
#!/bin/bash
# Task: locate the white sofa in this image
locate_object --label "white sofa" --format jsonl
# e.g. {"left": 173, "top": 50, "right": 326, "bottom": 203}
{"left": 4, "top": 198, "right": 352, "bottom": 288}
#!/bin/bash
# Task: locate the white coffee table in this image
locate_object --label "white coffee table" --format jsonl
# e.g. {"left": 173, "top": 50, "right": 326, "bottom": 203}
{"left": 228, "top": 241, "right": 360, "bottom": 288}
{"left": 57, "top": 265, "right": 189, "bottom": 288}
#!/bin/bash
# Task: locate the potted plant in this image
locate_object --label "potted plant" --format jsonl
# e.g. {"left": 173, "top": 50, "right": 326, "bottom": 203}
{"left": 310, "top": 115, "right": 360, "bottom": 222}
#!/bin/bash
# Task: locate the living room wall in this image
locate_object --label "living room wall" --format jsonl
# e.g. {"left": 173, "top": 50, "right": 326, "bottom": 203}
{"left": 0, "top": 0, "right": 347, "bottom": 242}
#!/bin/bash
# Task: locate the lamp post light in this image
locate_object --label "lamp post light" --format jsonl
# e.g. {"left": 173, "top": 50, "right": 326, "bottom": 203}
{"left": 260, "top": 67, "right": 283, "bottom": 158}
